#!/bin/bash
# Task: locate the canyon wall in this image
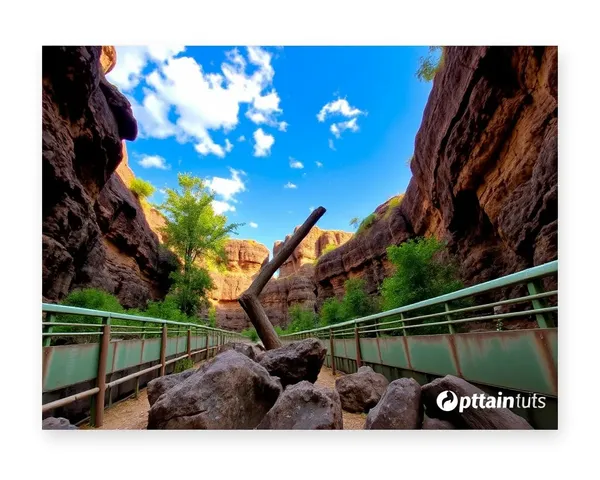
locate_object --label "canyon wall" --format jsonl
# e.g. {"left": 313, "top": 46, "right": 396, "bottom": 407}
{"left": 315, "top": 46, "right": 557, "bottom": 300}
{"left": 42, "top": 46, "right": 177, "bottom": 308}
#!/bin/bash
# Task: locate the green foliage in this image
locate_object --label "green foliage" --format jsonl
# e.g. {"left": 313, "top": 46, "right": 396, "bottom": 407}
{"left": 207, "top": 306, "right": 217, "bottom": 328}
{"left": 285, "top": 305, "right": 319, "bottom": 333}
{"left": 130, "top": 178, "right": 156, "bottom": 199}
{"left": 173, "top": 357, "right": 194, "bottom": 373}
{"left": 357, "top": 213, "right": 376, "bottom": 235}
{"left": 321, "top": 243, "right": 337, "bottom": 256}
{"left": 416, "top": 46, "right": 445, "bottom": 82}
{"left": 381, "top": 237, "right": 464, "bottom": 334}
{"left": 159, "top": 173, "right": 242, "bottom": 316}
{"left": 273, "top": 326, "right": 284, "bottom": 336}
{"left": 384, "top": 194, "right": 404, "bottom": 219}
{"left": 319, "top": 297, "right": 345, "bottom": 326}
{"left": 349, "top": 217, "right": 360, "bottom": 230}
{"left": 241, "top": 327, "right": 259, "bottom": 342}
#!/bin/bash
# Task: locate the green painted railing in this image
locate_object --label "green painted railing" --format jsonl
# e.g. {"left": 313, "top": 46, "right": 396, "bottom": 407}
{"left": 42, "top": 303, "right": 245, "bottom": 427}
{"left": 283, "top": 261, "right": 558, "bottom": 428}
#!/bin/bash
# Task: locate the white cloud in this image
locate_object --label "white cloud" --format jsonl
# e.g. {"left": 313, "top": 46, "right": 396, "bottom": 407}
{"left": 317, "top": 97, "right": 363, "bottom": 122}
{"left": 137, "top": 154, "right": 170, "bottom": 170}
{"left": 205, "top": 168, "right": 246, "bottom": 201}
{"left": 284, "top": 182, "right": 297, "bottom": 189}
{"left": 253, "top": 128, "right": 275, "bottom": 157}
{"left": 110, "top": 46, "right": 285, "bottom": 158}
{"left": 278, "top": 121, "right": 288, "bottom": 132}
{"left": 330, "top": 117, "right": 359, "bottom": 139}
{"left": 238, "top": 135, "right": 246, "bottom": 142}
{"left": 225, "top": 139, "right": 234, "bottom": 153}
{"left": 249, "top": 222, "right": 258, "bottom": 228}
{"left": 328, "top": 139, "right": 336, "bottom": 151}
{"left": 212, "top": 200, "right": 236, "bottom": 214}
{"left": 107, "top": 46, "right": 185, "bottom": 91}
{"left": 289, "top": 157, "right": 304, "bottom": 169}
{"left": 316, "top": 161, "right": 323, "bottom": 167}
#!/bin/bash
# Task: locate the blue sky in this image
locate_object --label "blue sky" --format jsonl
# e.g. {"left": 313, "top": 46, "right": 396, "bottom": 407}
{"left": 107, "top": 46, "right": 434, "bottom": 253}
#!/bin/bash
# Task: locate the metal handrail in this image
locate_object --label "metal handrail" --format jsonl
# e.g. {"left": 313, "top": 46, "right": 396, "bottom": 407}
{"left": 282, "top": 260, "right": 558, "bottom": 338}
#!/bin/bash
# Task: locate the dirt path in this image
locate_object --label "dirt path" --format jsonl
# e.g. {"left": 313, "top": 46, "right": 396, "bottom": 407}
{"left": 83, "top": 366, "right": 364, "bottom": 430}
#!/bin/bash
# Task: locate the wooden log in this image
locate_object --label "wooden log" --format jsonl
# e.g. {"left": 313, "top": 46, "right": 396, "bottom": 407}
{"left": 239, "top": 206, "right": 327, "bottom": 350}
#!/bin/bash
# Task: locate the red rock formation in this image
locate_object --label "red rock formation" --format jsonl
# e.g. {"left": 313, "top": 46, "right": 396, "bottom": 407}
{"left": 274, "top": 226, "right": 353, "bottom": 278}
{"left": 42, "top": 46, "right": 177, "bottom": 307}
{"left": 316, "top": 46, "right": 557, "bottom": 301}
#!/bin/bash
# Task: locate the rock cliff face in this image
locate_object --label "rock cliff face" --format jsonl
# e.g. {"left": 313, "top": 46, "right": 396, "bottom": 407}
{"left": 274, "top": 226, "right": 353, "bottom": 278}
{"left": 316, "top": 46, "right": 557, "bottom": 300}
{"left": 42, "top": 46, "right": 177, "bottom": 308}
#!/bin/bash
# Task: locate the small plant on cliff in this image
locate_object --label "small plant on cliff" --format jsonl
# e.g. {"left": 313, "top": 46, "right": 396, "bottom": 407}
{"left": 384, "top": 194, "right": 405, "bottom": 219}
{"left": 381, "top": 237, "right": 463, "bottom": 335}
{"left": 159, "top": 173, "right": 242, "bottom": 316}
{"left": 356, "top": 213, "right": 376, "bottom": 235}
{"left": 130, "top": 177, "right": 156, "bottom": 200}
{"left": 416, "top": 46, "right": 445, "bottom": 82}
{"left": 349, "top": 217, "right": 360, "bottom": 230}
{"left": 321, "top": 243, "right": 337, "bottom": 256}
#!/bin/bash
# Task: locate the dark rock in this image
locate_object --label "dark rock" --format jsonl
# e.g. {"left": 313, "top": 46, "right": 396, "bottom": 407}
{"left": 42, "top": 417, "right": 77, "bottom": 430}
{"left": 220, "top": 342, "right": 264, "bottom": 362}
{"left": 422, "top": 416, "right": 457, "bottom": 430}
{"left": 259, "top": 338, "right": 326, "bottom": 387}
{"left": 335, "top": 366, "right": 389, "bottom": 413}
{"left": 365, "top": 378, "right": 422, "bottom": 429}
{"left": 421, "top": 375, "right": 533, "bottom": 429}
{"left": 147, "top": 368, "right": 197, "bottom": 407}
{"left": 148, "top": 350, "right": 281, "bottom": 429}
{"left": 257, "top": 381, "right": 343, "bottom": 430}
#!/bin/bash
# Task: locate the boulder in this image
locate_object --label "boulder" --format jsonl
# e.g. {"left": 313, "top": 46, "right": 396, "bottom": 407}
{"left": 365, "top": 378, "right": 422, "bottom": 429}
{"left": 335, "top": 366, "right": 389, "bottom": 413}
{"left": 422, "top": 416, "right": 457, "bottom": 430}
{"left": 147, "top": 368, "right": 197, "bottom": 407}
{"left": 421, "top": 375, "right": 533, "bottom": 429}
{"left": 42, "top": 417, "right": 77, "bottom": 430}
{"left": 220, "top": 342, "right": 263, "bottom": 362}
{"left": 259, "top": 338, "right": 326, "bottom": 387}
{"left": 257, "top": 381, "right": 343, "bottom": 430}
{"left": 148, "top": 350, "right": 281, "bottom": 429}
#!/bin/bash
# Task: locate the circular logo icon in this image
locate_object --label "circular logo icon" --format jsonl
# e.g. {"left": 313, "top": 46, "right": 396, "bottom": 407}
{"left": 436, "top": 390, "right": 458, "bottom": 411}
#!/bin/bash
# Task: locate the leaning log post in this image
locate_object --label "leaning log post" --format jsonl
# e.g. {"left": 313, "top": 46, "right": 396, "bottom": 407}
{"left": 239, "top": 206, "right": 327, "bottom": 350}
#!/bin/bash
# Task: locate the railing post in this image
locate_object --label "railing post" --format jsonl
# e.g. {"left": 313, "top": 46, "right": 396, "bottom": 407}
{"left": 400, "top": 313, "right": 406, "bottom": 336}
{"left": 187, "top": 327, "right": 192, "bottom": 358}
{"left": 329, "top": 329, "right": 336, "bottom": 375}
{"left": 160, "top": 325, "right": 167, "bottom": 377}
{"left": 43, "top": 313, "right": 56, "bottom": 347}
{"left": 527, "top": 281, "right": 556, "bottom": 328}
{"left": 206, "top": 332, "right": 210, "bottom": 359}
{"left": 444, "top": 303, "right": 456, "bottom": 334}
{"left": 91, "top": 315, "right": 111, "bottom": 428}
{"left": 354, "top": 323, "right": 362, "bottom": 369}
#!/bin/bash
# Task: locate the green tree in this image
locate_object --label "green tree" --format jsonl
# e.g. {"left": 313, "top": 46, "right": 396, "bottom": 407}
{"left": 381, "top": 237, "right": 464, "bottom": 334}
{"left": 341, "top": 278, "right": 378, "bottom": 320}
{"left": 130, "top": 177, "right": 156, "bottom": 200}
{"left": 285, "top": 305, "right": 319, "bottom": 333}
{"left": 159, "top": 173, "right": 242, "bottom": 316}
{"left": 416, "top": 46, "right": 445, "bottom": 82}
{"left": 349, "top": 217, "right": 360, "bottom": 230}
{"left": 319, "top": 297, "right": 345, "bottom": 326}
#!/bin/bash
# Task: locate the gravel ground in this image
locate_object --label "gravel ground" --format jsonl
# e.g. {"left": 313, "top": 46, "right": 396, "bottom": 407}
{"left": 83, "top": 365, "right": 365, "bottom": 430}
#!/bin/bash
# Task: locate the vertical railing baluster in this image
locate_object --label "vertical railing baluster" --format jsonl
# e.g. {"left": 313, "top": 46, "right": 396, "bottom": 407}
{"left": 43, "top": 313, "right": 56, "bottom": 347}
{"left": 354, "top": 322, "right": 362, "bottom": 370}
{"left": 187, "top": 327, "right": 192, "bottom": 359}
{"left": 329, "top": 329, "right": 336, "bottom": 375}
{"left": 445, "top": 303, "right": 456, "bottom": 334}
{"left": 160, "top": 325, "right": 167, "bottom": 377}
{"left": 400, "top": 312, "right": 406, "bottom": 336}
{"left": 91, "top": 314, "right": 111, "bottom": 428}
{"left": 527, "top": 281, "right": 555, "bottom": 328}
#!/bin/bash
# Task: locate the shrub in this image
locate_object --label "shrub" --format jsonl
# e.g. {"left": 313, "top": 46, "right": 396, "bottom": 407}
{"left": 319, "top": 297, "right": 345, "bottom": 327}
{"left": 285, "top": 305, "right": 319, "bottom": 333}
{"left": 321, "top": 243, "right": 337, "bottom": 256}
{"left": 341, "top": 278, "right": 378, "bottom": 320}
{"left": 381, "top": 237, "right": 464, "bottom": 334}
{"left": 416, "top": 46, "right": 445, "bottom": 82}
{"left": 349, "top": 217, "right": 360, "bottom": 230}
{"left": 173, "top": 357, "right": 194, "bottom": 373}
{"left": 356, "top": 213, "right": 376, "bottom": 235}
{"left": 207, "top": 306, "right": 217, "bottom": 328}
{"left": 384, "top": 194, "right": 404, "bottom": 219}
{"left": 241, "top": 327, "right": 259, "bottom": 342}
{"left": 130, "top": 177, "right": 156, "bottom": 199}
